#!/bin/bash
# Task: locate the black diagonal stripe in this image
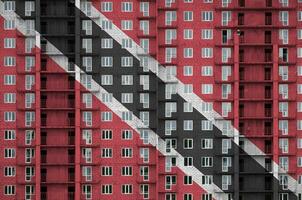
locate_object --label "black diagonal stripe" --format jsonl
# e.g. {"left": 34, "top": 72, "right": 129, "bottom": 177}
{"left": 14, "top": 0, "right": 297, "bottom": 199}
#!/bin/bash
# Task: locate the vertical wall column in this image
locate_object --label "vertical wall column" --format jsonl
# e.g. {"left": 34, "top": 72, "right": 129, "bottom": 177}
{"left": 233, "top": 31, "right": 240, "bottom": 200}
{"left": 35, "top": 1, "right": 41, "bottom": 199}
{"left": 272, "top": 44, "right": 279, "bottom": 200}
{"left": 75, "top": 0, "right": 81, "bottom": 200}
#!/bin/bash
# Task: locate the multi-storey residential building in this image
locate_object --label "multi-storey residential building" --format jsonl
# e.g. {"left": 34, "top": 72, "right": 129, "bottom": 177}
{"left": 0, "top": 0, "right": 302, "bottom": 200}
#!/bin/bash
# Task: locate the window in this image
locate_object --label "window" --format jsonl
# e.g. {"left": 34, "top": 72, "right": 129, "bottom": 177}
{"left": 101, "top": 93, "right": 112, "bottom": 104}
{"left": 101, "top": 184, "right": 113, "bottom": 194}
{"left": 222, "top": 175, "right": 232, "bottom": 190}
{"left": 298, "top": 66, "right": 302, "bottom": 76}
{"left": 184, "top": 11, "right": 193, "bottom": 21}
{"left": 201, "top": 29, "right": 213, "bottom": 39}
{"left": 82, "top": 93, "right": 92, "bottom": 108}
{"left": 299, "top": 11, "right": 302, "bottom": 21}
{"left": 140, "top": 20, "right": 149, "bottom": 35}
{"left": 101, "top": 75, "right": 113, "bottom": 85}
{"left": 165, "top": 48, "right": 177, "bottom": 62}
{"left": 222, "top": 139, "right": 232, "bottom": 154}
{"left": 82, "top": 130, "right": 92, "bottom": 144}
{"left": 101, "top": 57, "right": 113, "bottom": 67}
{"left": 140, "top": 2, "right": 149, "bottom": 16}
{"left": 279, "top": 29, "right": 288, "bottom": 44}
{"left": 4, "top": 112, "right": 15, "bottom": 122}
{"left": 101, "top": 129, "right": 112, "bottom": 140}
{"left": 165, "top": 175, "right": 176, "bottom": 190}
{"left": 4, "top": 148, "right": 15, "bottom": 158}
{"left": 183, "top": 139, "right": 193, "bottom": 149}
{"left": 82, "top": 166, "right": 92, "bottom": 181}
{"left": 222, "top": 48, "right": 231, "bottom": 62}
{"left": 201, "top": 120, "right": 213, "bottom": 130}
{"left": 101, "top": 20, "right": 113, "bottom": 30}
{"left": 201, "top": 48, "right": 213, "bottom": 58}
{"left": 201, "top": 157, "right": 213, "bottom": 167}
{"left": 101, "top": 148, "right": 112, "bottom": 158}
{"left": 121, "top": 93, "right": 133, "bottom": 103}
{"left": 101, "top": 112, "right": 112, "bottom": 121}
{"left": 140, "top": 166, "right": 149, "bottom": 181}
{"left": 101, "top": 2, "right": 113, "bottom": 12}
{"left": 121, "top": 166, "right": 132, "bottom": 176}
{"left": 25, "top": 1, "right": 35, "bottom": 16}
{"left": 184, "top": 157, "right": 193, "bottom": 166}
{"left": 82, "top": 112, "right": 92, "bottom": 126}
{"left": 4, "top": 75, "right": 16, "bottom": 85}
{"left": 298, "top": 157, "right": 302, "bottom": 167}
{"left": 121, "top": 75, "right": 133, "bottom": 85}
{"left": 25, "top": 56, "right": 35, "bottom": 71}
{"left": 298, "top": 29, "right": 302, "bottom": 40}
{"left": 222, "top": 11, "right": 231, "bottom": 26}
{"left": 184, "top": 176, "right": 193, "bottom": 185}
{"left": 121, "top": 57, "right": 133, "bottom": 67}
{"left": 140, "top": 184, "right": 149, "bottom": 199}
{"left": 121, "top": 184, "right": 133, "bottom": 194}
{"left": 121, "top": 148, "right": 133, "bottom": 158}
{"left": 82, "top": 57, "right": 92, "bottom": 72}
{"left": 82, "top": 38, "right": 92, "bottom": 53}
{"left": 121, "top": 20, "right": 133, "bottom": 30}
{"left": 184, "top": 120, "right": 193, "bottom": 131}
{"left": 183, "top": 85, "right": 192, "bottom": 94}
{"left": 298, "top": 139, "right": 302, "bottom": 149}
{"left": 122, "top": 130, "right": 133, "bottom": 140}
{"left": 201, "top": 84, "right": 213, "bottom": 94}
{"left": 184, "top": 102, "right": 193, "bottom": 112}
{"left": 165, "top": 11, "right": 177, "bottom": 25}
{"left": 183, "top": 66, "right": 193, "bottom": 76}
{"left": 4, "top": 56, "right": 16, "bottom": 67}
{"left": 202, "top": 11, "right": 213, "bottom": 21}
{"left": 202, "top": 194, "right": 213, "bottom": 200}
{"left": 201, "top": 66, "right": 213, "bottom": 76}
{"left": 80, "top": 1, "right": 92, "bottom": 16}
{"left": 101, "top": 166, "right": 113, "bottom": 176}
{"left": 4, "top": 1, "right": 15, "bottom": 11}
{"left": 4, "top": 19, "right": 15, "bottom": 30}
{"left": 279, "top": 157, "right": 289, "bottom": 171}
{"left": 82, "top": 185, "right": 92, "bottom": 199}
{"left": 201, "top": 139, "right": 213, "bottom": 149}
{"left": 279, "top": 11, "right": 289, "bottom": 26}
{"left": 298, "top": 120, "right": 302, "bottom": 130}
{"left": 4, "top": 166, "right": 15, "bottom": 177}
{"left": 4, "top": 185, "right": 15, "bottom": 195}
{"left": 298, "top": 48, "right": 302, "bottom": 58}
{"left": 165, "top": 29, "right": 177, "bottom": 44}
{"left": 121, "top": 2, "right": 133, "bottom": 12}
{"left": 4, "top": 93, "right": 16, "bottom": 103}
{"left": 184, "top": 194, "right": 193, "bottom": 200}
{"left": 101, "top": 38, "right": 113, "bottom": 49}
{"left": 279, "top": 193, "right": 288, "bottom": 200}
{"left": 184, "top": 48, "right": 193, "bottom": 58}
{"left": 140, "top": 148, "right": 149, "bottom": 163}
{"left": 25, "top": 130, "right": 34, "bottom": 145}
{"left": 184, "top": 29, "right": 193, "bottom": 39}
{"left": 4, "top": 130, "right": 15, "bottom": 140}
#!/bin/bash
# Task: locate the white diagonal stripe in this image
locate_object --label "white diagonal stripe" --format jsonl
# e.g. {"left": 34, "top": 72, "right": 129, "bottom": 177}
{"left": 76, "top": 2, "right": 301, "bottom": 196}
{"left": 0, "top": 1, "right": 228, "bottom": 199}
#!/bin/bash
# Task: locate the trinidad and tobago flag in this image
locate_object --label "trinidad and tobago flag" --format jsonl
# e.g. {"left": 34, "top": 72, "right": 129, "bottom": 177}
{"left": 0, "top": 0, "right": 301, "bottom": 200}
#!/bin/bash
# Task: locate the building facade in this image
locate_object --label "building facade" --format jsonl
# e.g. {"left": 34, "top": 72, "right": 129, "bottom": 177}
{"left": 0, "top": 0, "right": 302, "bottom": 200}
